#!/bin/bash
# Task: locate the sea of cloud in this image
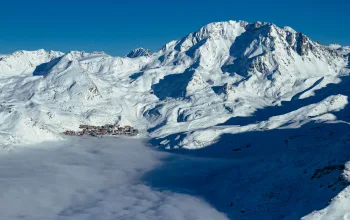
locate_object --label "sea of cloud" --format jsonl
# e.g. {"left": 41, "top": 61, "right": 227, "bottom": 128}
{"left": 0, "top": 137, "right": 227, "bottom": 220}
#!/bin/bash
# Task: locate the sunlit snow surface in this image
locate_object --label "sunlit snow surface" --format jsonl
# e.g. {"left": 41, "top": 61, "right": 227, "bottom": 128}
{"left": 0, "top": 137, "right": 228, "bottom": 220}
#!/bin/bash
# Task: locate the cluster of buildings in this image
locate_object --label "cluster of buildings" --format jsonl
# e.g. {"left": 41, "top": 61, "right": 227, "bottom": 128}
{"left": 64, "top": 124, "right": 139, "bottom": 137}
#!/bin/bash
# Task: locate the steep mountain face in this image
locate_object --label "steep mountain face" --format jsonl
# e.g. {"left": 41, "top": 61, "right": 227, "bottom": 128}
{"left": 0, "top": 20, "right": 350, "bottom": 219}
{"left": 126, "top": 47, "right": 152, "bottom": 58}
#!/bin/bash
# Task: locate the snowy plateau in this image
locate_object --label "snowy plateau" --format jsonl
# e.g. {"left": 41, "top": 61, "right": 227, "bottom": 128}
{"left": 0, "top": 20, "right": 350, "bottom": 219}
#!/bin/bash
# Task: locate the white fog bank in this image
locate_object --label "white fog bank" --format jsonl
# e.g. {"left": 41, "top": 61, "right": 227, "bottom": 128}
{"left": 0, "top": 137, "right": 227, "bottom": 220}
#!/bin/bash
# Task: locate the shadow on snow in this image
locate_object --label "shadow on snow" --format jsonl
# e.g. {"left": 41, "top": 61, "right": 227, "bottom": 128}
{"left": 219, "top": 75, "right": 350, "bottom": 126}
{"left": 144, "top": 74, "right": 350, "bottom": 219}
{"left": 32, "top": 57, "right": 62, "bottom": 76}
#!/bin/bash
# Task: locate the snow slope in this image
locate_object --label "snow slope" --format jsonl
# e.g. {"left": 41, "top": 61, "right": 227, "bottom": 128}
{"left": 0, "top": 20, "right": 350, "bottom": 219}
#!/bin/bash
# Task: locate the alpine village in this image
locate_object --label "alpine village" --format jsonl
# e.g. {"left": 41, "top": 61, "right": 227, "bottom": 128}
{"left": 64, "top": 124, "right": 139, "bottom": 137}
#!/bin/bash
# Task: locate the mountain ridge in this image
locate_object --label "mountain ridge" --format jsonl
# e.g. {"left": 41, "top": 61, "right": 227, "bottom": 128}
{"left": 0, "top": 20, "right": 349, "bottom": 145}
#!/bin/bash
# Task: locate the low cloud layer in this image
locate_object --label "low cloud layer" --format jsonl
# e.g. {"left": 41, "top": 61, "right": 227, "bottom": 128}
{"left": 0, "top": 137, "right": 227, "bottom": 220}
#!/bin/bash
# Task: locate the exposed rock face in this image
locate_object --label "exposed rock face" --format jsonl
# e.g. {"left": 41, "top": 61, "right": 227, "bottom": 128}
{"left": 126, "top": 47, "right": 152, "bottom": 58}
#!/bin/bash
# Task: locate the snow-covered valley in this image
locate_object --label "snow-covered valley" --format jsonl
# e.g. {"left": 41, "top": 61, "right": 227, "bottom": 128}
{"left": 0, "top": 20, "right": 350, "bottom": 219}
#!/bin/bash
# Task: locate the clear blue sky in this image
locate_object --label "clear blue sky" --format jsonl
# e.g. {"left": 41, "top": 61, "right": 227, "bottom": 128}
{"left": 0, "top": 0, "right": 349, "bottom": 56}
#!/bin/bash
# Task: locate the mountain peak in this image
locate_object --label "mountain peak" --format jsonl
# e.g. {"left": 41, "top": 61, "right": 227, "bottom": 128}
{"left": 126, "top": 48, "right": 152, "bottom": 58}
{"left": 283, "top": 26, "right": 297, "bottom": 34}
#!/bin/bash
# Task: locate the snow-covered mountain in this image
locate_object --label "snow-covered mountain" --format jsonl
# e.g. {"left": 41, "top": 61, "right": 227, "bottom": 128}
{"left": 126, "top": 47, "right": 152, "bottom": 58}
{"left": 0, "top": 20, "right": 350, "bottom": 219}
{"left": 0, "top": 49, "right": 63, "bottom": 77}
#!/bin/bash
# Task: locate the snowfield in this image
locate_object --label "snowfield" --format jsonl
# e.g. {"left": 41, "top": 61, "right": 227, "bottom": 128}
{"left": 0, "top": 20, "right": 350, "bottom": 219}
